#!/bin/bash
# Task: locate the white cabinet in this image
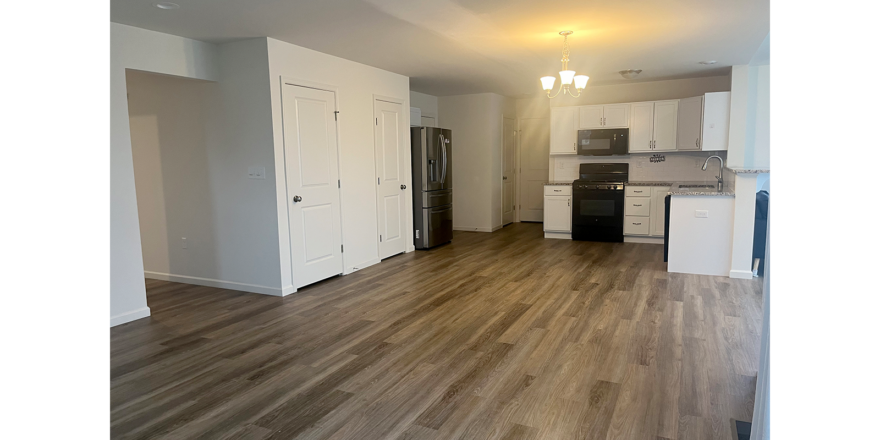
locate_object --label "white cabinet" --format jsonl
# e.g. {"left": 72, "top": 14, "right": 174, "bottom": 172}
{"left": 579, "top": 105, "right": 604, "bottom": 129}
{"left": 623, "top": 185, "right": 669, "bottom": 237}
{"left": 579, "top": 104, "right": 630, "bottom": 129}
{"left": 677, "top": 96, "right": 703, "bottom": 151}
{"left": 676, "top": 92, "right": 730, "bottom": 151}
{"left": 700, "top": 92, "right": 731, "bottom": 151}
{"left": 650, "top": 186, "right": 670, "bottom": 236}
{"left": 544, "top": 193, "right": 572, "bottom": 233}
{"left": 629, "top": 100, "right": 679, "bottom": 153}
{"left": 550, "top": 106, "right": 578, "bottom": 154}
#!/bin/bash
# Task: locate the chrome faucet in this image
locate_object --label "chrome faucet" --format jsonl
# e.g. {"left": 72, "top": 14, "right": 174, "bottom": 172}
{"left": 702, "top": 155, "right": 724, "bottom": 191}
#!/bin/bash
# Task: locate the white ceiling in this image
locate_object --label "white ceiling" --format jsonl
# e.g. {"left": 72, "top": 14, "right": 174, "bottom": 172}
{"left": 111, "top": 0, "right": 769, "bottom": 97}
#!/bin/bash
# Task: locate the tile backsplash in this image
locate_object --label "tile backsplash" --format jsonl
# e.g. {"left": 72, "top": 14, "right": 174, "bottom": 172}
{"left": 551, "top": 151, "right": 728, "bottom": 183}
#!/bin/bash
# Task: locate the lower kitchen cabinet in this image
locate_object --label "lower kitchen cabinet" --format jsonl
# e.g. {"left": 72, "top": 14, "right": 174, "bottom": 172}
{"left": 623, "top": 185, "right": 669, "bottom": 238}
{"left": 543, "top": 185, "right": 571, "bottom": 237}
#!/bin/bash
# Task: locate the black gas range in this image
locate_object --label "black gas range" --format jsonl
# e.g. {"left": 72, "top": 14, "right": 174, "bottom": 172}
{"left": 572, "top": 163, "right": 628, "bottom": 242}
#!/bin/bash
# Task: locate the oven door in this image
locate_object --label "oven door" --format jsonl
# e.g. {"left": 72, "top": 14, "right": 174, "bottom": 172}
{"left": 572, "top": 188, "right": 625, "bottom": 241}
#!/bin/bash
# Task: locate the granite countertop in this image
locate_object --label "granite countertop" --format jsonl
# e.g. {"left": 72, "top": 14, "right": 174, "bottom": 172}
{"left": 726, "top": 167, "right": 770, "bottom": 174}
{"left": 668, "top": 181, "right": 735, "bottom": 196}
{"left": 544, "top": 181, "right": 573, "bottom": 186}
{"left": 627, "top": 181, "right": 674, "bottom": 187}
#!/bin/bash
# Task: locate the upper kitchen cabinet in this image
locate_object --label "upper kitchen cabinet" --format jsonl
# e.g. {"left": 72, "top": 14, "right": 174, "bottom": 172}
{"left": 701, "top": 92, "right": 731, "bottom": 151}
{"left": 578, "top": 104, "right": 630, "bottom": 129}
{"left": 629, "top": 100, "right": 678, "bottom": 152}
{"left": 677, "top": 96, "right": 703, "bottom": 151}
{"left": 676, "top": 92, "right": 731, "bottom": 151}
{"left": 550, "top": 106, "right": 578, "bottom": 154}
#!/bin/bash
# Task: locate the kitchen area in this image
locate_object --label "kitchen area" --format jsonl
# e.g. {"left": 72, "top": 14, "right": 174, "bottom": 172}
{"left": 541, "top": 91, "right": 768, "bottom": 278}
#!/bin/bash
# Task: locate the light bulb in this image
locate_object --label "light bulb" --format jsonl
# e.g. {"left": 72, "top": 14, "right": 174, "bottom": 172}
{"left": 540, "top": 76, "right": 556, "bottom": 91}
{"left": 574, "top": 75, "right": 589, "bottom": 90}
{"left": 559, "top": 70, "right": 576, "bottom": 85}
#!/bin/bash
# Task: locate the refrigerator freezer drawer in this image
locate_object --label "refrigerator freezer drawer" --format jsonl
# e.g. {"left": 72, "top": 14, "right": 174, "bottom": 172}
{"left": 416, "top": 205, "right": 453, "bottom": 249}
{"left": 423, "top": 189, "right": 453, "bottom": 208}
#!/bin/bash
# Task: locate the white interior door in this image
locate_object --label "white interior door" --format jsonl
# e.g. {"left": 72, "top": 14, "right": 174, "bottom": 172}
{"left": 502, "top": 117, "right": 516, "bottom": 226}
{"left": 282, "top": 84, "right": 343, "bottom": 288}
{"left": 518, "top": 118, "right": 550, "bottom": 222}
{"left": 374, "top": 99, "right": 407, "bottom": 259}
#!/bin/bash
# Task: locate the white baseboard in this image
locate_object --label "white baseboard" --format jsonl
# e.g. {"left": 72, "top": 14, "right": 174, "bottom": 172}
{"left": 624, "top": 236, "right": 664, "bottom": 244}
{"left": 729, "top": 269, "right": 756, "bottom": 279}
{"left": 453, "top": 226, "right": 499, "bottom": 233}
{"left": 345, "top": 258, "right": 380, "bottom": 275}
{"left": 144, "top": 271, "right": 290, "bottom": 297}
{"left": 110, "top": 306, "right": 151, "bottom": 327}
{"left": 406, "top": 245, "right": 415, "bottom": 253}
{"left": 544, "top": 231, "right": 571, "bottom": 240}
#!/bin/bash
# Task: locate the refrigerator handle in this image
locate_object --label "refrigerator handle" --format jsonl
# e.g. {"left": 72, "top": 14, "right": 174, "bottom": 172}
{"left": 440, "top": 134, "right": 447, "bottom": 184}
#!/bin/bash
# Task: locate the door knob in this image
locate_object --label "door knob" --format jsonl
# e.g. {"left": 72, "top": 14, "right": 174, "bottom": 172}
{"left": 400, "top": 184, "right": 406, "bottom": 190}
{"left": 293, "top": 195, "right": 302, "bottom": 202}
{"left": 503, "top": 176, "right": 508, "bottom": 180}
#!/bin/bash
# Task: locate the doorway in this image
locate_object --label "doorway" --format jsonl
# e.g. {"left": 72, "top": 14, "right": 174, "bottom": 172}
{"left": 374, "top": 97, "right": 408, "bottom": 260}
{"left": 517, "top": 118, "right": 550, "bottom": 222}
{"left": 281, "top": 83, "right": 345, "bottom": 288}
{"left": 502, "top": 116, "right": 516, "bottom": 226}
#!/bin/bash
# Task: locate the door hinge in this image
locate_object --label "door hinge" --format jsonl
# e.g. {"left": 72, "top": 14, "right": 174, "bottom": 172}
{"left": 341, "top": 244, "right": 344, "bottom": 253}
{"left": 376, "top": 118, "right": 378, "bottom": 125}
{"left": 378, "top": 177, "right": 381, "bottom": 185}
{"left": 380, "top": 235, "right": 383, "bottom": 242}
{"left": 338, "top": 179, "right": 341, "bottom": 188}
{"left": 334, "top": 111, "right": 339, "bottom": 121}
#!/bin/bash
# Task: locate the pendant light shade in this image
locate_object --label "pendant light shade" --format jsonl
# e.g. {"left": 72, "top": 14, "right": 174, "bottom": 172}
{"left": 574, "top": 75, "right": 589, "bottom": 90}
{"left": 540, "top": 76, "right": 556, "bottom": 91}
{"left": 559, "top": 70, "right": 576, "bottom": 85}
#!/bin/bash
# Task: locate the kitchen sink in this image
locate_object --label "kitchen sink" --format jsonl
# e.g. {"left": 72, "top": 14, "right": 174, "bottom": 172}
{"left": 678, "top": 184, "right": 717, "bottom": 188}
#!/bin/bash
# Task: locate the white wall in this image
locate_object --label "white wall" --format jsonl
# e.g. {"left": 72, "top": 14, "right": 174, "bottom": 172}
{"left": 410, "top": 91, "right": 439, "bottom": 126}
{"left": 110, "top": 23, "right": 220, "bottom": 327}
{"left": 438, "top": 93, "right": 516, "bottom": 232}
{"left": 265, "top": 37, "right": 413, "bottom": 276}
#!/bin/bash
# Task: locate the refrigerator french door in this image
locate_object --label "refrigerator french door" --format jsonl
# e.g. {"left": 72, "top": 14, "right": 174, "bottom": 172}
{"left": 411, "top": 127, "right": 453, "bottom": 249}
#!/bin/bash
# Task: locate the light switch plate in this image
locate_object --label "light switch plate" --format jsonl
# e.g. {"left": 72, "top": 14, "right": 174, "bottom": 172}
{"left": 695, "top": 210, "right": 709, "bottom": 218}
{"left": 182, "top": 237, "right": 187, "bottom": 249}
{"left": 248, "top": 166, "right": 266, "bottom": 179}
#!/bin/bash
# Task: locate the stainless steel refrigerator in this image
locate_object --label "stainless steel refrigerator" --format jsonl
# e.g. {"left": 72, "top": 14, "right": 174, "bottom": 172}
{"left": 411, "top": 127, "right": 453, "bottom": 249}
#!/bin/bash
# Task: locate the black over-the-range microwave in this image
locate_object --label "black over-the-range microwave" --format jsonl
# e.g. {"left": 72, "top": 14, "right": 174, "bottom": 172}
{"left": 577, "top": 128, "right": 629, "bottom": 156}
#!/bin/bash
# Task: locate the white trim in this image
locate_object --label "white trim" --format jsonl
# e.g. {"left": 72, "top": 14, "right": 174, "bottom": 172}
{"left": 729, "top": 269, "right": 755, "bottom": 279}
{"left": 144, "top": 271, "right": 294, "bottom": 297}
{"left": 110, "top": 306, "right": 151, "bottom": 327}
{"left": 406, "top": 245, "right": 415, "bottom": 253}
{"left": 344, "top": 258, "right": 381, "bottom": 275}
{"left": 544, "top": 231, "right": 572, "bottom": 240}
{"left": 624, "top": 236, "right": 664, "bottom": 244}
{"left": 453, "top": 225, "right": 503, "bottom": 233}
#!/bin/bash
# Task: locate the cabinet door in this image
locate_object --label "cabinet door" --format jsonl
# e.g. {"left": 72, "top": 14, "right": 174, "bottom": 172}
{"left": 543, "top": 196, "right": 571, "bottom": 232}
{"left": 629, "top": 102, "right": 654, "bottom": 153}
{"left": 579, "top": 105, "right": 604, "bottom": 129}
{"left": 603, "top": 104, "right": 630, "bottom": 128}
{"left": 550, "top": 107, "right": 578, "bottom": 154}
{"left": 701, "top": 91, "right": 730, "bottom": 151}
{"left": 677, "top": 96, "right": 703, "bottom": 151}
{"left": 650, "top": 186, "right": 670, "bottom": 236}
{"left": 652, "top": 100, "right": 679, "bottom": 151}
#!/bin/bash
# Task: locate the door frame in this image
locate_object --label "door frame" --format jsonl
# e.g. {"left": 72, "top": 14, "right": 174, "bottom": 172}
{"left": 279, "top": 76, "right": 347, "bottom": 282}
{"left": 372, "top": 94, "right": 414, "bottom": 256}
{"left": 502, "top": 115, "right": 517, "bottom": 226}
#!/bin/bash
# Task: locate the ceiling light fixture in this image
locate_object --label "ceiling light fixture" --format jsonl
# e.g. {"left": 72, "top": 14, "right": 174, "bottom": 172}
{"left": 619, "top": 69, "right": 642, "bottom": 79}
{"left": 154, "top": 2, "right": 180, "bottom": 9}
{"left": 699, "top": 60, "right": 717, "bottom": 65}
{"left": 541, "top": 31, "right": 589, "bottom": 98}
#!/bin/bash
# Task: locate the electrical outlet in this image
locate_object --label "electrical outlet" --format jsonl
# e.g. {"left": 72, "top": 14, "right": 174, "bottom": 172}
{"left": 248, "top": 166, "right": 266, "bottom": 179}
{"left": 695, "top": 210, "right": 709, "bottom": 218}
{"left": 182, "top": 237, "right": 188, "bottom": 248}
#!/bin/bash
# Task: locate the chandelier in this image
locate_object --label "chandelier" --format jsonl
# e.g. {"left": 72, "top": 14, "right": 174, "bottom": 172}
{"left": 541, "top": 31, "right": 589, "bottom": 98}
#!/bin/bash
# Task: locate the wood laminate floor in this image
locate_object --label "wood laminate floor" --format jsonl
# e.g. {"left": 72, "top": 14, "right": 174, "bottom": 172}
{"left": 111, "top": 223, "right": 763, "bottom": 440}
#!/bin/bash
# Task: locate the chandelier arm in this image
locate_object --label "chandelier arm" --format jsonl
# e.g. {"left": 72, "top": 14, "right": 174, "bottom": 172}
{"left": 566, "top": 87, "right": 583, "bottom": 98}
{"left": 546, "top": 82, "right": 565, "bottom": 99}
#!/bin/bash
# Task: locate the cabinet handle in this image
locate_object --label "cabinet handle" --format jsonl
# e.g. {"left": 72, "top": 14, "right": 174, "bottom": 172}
{"left": 695, "top": 138, "right": 698, "bottom": 148}
{"left": 633, "top": 222, "right": 642, "bottom": 225}
{"left": 634, "top": 204, "right": 642, "bottom": 207}
{"left": 568, "top": 198, "right": 571, "bottom": 206}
